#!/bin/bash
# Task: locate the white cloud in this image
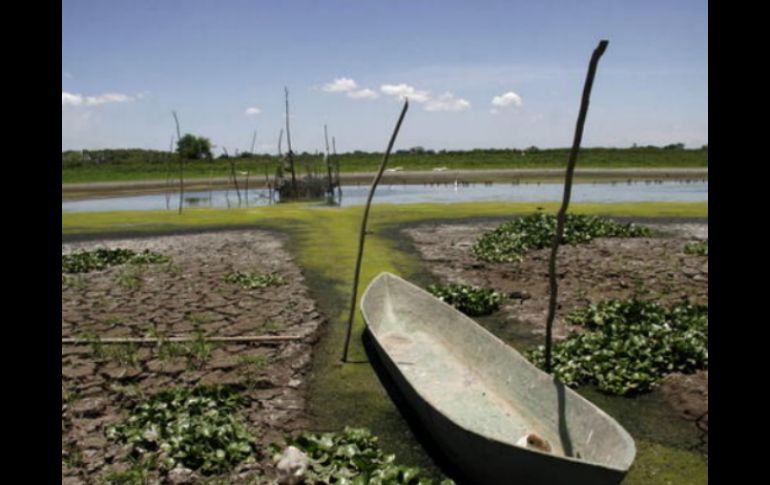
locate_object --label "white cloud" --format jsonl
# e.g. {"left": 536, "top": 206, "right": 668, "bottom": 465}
{"left": 62, "top": 91, "right": 137, "bottom": 107}
{"left": 425, "top": 92, "right": 470, "bottom": 112}
{"left": 380, "top": 83, "right": 431, "bottom": 103}
{"left": 491, "top": 91, "right": 523, "bottom": 107}
{"left": 347, "top": 88, "right": 379, "bottom": 99}
{"left": 62, "top": 92, "right": 84, "bottom": 106}
{"left": 245, "top": 107, "right": 261, "bottom": 115}
{"left": 322, "top": 77, "right": 358, "bottom": 92}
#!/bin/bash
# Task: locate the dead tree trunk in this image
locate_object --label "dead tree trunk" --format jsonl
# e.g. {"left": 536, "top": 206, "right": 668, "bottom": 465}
{"left": 544, "top": 40, "right": 609, "bottom": 373}
{"left": 342, "top": 99, "right": 409, "bottom": 363}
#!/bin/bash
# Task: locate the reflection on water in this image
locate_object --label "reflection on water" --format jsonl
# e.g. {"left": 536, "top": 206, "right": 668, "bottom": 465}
{"left": 62, "top": 179, "right": 708, "bottom": 213}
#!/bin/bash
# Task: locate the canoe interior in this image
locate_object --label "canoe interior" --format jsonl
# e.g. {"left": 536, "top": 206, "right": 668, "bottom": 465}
{"left": 361, "top": 272, "right": 636, "bottom": 473}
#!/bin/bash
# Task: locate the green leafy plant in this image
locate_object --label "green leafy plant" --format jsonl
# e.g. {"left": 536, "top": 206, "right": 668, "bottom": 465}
{"left": 272, "top": 427, "right": 454, "bottom": 485}
{"left": 426, "top": 283, "right": 504, "bottom": 316}
{"left": 186, "top": 331, "right": 218, "bottom": 369}
{"left": 62, "top": 248, "right": 171, "bottom": 273}
{"left": 117, "top": 265, "right": 146, "bottom": 290}
{"left": 472, "top": 213, "right": 652, "bottom": 263}
{"left": 684, "top": 240, "right": 708, "bottom": 256}
{"left": 526, "top": 299, "right": 708, "bottom": 395}
{"left": 101, "top": 456, "right": 157, "bottom": 485}
{"left": 106, "top": 385, "right": 256, "bottom": 476}
{"left": 224, "top": 271, "right": 286, "bottom": 289}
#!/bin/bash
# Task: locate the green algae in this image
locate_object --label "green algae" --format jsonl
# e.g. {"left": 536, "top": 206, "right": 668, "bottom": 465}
{"left": 62, "top": 200, "right": 708, "bottom": 483}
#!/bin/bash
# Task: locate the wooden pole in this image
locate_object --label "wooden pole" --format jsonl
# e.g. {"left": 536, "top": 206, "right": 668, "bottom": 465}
{"left": 342, "top": 99, "right": 409, "bottom": 363}
{"left": 172, "top": 111, "right": 184, "bottom": 215}
{"left": 166, "top": 135, "right": 174, "bottom": 210}
{"left": 284, "top": 87, "right": 297, "bottom": 191}
{"left": 324, "top": 124, "right": 334, "bottom": 196}
{"left": 544, "top": 40, "right": 609, "bottom": 373}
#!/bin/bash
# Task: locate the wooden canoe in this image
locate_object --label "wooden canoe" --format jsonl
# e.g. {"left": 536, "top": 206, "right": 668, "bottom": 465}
{"left": 360, "top": 272, "right": 636, "bottom": 485}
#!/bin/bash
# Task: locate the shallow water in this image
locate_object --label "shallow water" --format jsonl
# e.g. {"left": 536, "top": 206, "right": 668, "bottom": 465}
{"left": 62, "top": 179, "right": 708, "bottom": 213}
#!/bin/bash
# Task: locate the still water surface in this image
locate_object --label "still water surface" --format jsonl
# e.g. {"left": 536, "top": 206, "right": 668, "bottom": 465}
{"left": 62, "top": 179, "right": 707, "bottom": 213}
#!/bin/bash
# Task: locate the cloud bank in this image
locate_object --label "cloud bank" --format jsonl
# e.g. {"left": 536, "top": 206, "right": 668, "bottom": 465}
{"left": 62, "top": 91, "right": 139, "bottom": 107}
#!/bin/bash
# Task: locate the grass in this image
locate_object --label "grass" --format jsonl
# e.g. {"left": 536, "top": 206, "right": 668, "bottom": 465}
{"left": 62, "top": 147, "right": 708, "bottom": 183}
{"left": 62, "top": 200, "right": 708, "bottom": 483}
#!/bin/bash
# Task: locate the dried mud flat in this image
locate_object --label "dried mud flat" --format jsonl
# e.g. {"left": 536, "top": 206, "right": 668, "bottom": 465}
{"left": 62, "top": 230, "right": 325, "bottom": 484}
{"left": 402, "top": 219, "right": 708, "bottom": 432}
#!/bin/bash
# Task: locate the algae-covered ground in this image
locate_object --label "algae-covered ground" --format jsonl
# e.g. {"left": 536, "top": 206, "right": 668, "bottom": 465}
{"left": 62, "top": 201, "right": 708, "bottom": 484}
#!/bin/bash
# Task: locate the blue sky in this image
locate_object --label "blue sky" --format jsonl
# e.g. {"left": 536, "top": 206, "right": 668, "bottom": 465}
{"left": 62, "top": 0, "right": 708, "bottom": 153}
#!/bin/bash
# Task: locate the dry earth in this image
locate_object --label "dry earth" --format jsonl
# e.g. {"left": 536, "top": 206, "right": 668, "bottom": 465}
{"left": 402, "top": 220, "right": 708, "bottom": 433}
{"left": 62, "top": 230, "right": 325, "bottom": 484}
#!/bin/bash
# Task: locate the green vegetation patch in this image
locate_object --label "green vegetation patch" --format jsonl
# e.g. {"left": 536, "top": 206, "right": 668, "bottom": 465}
{"left": 472, "top": 213, "right": 653, "bottom": 263}
{"left": 426, "top": 283, "right": 504, "bottom": 316}
{"left": 684, "top": 240, "right": 708, "bottom": 256}
{"left": 526, "top": 299, "right": 708, "bottom": 396}
{"left": 106, "top": 385, "right": 256, "bottom": 476}
{"left": 273, "top": 427, "right": 455, "bottom": 485}
{"left": 224, "top": 271, "right": 286, "bottom": 289}
{"left": 62, "top": 248, "right": 170, "bottom": 273}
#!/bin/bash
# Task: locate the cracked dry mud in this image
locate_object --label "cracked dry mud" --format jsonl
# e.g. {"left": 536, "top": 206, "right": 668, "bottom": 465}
{"left": 62, "top": 230, "right": 325, "bottom": 484}
{"left": 402, "top": 220, "right": 708, "bottom": 433}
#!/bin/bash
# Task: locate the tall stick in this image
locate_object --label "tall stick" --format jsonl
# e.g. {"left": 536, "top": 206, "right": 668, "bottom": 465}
{"left": 544, "top": 40, "right": 609, "bottom": 373}
{"left": 166, "top": 135, "right": 174, "bottom": 210}
{"left": 342, "top": 99, "right": 409, "bottom": 363}
{"left": 333, "top": 136, "right": 341, "bottom": 199}
{"left": 324, "top": 124, "right": 334, "bottom": 195}
{"left": 284, "top": 87, "right": 297, "bottom": 191}
{"left": 172, "top": 111, "right": 184, "bottom": 214}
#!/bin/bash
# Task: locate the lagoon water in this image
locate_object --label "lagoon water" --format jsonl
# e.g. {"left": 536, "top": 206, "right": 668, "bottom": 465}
{"left": 62, "top": 179, "right": 708, "bottom": 213}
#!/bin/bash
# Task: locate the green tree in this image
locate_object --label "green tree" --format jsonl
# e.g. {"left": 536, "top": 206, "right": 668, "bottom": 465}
{"left": 176, "top": 134, "right": 213, "bottom": 160}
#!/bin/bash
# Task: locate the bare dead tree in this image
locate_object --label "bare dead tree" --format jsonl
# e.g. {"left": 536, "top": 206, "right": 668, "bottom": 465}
{"left": 278, "top": 128, "right": 284, "bottom": 156}
{"left": 250, "top": 130, "right": 257, "bottom": 154}
{"left": 172, "top": 111, "right": 183, "bottom": 214}
{"left": 284, "top": 87, "right": 297, "bottom": 191}
{"left": 342, "top": 99, "right": 409, "bottom": 363}
{"left": 544, "top": 40, "right": 609, "bottom": 373}
{"left": 223, "top": 147, "right": 241, "bottom": 206}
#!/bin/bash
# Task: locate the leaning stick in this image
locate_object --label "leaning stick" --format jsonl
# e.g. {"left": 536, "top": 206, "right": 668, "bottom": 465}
{"left": 324, "top": 124, "right": 334, "bottom": 195}
{"left": 172, "top": 111, "right": 184, "bottom": 215}
{"left": 62, "top": 335, "right": 302, "bottom": 344}
{"left": 342, "top": 99, "right": 409, "bottom": 363}
{"left": 544, "top": 40, "right": 608, "bottom": 373}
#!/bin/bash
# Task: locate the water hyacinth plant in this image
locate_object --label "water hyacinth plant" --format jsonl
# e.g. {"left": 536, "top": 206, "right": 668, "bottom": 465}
{"left": 526, "top": 299, "right": 708, "bottom": 396}
{"left": 426, "top": 283, "right": 505, "bottom": 316}
{"left": 273, "top": 427, "right": 455, "bottom": 485}
{"left": 472, "top": 213, "right": 652, "bottom": 263}
{"left": 62, "top": 248, "right": 170, "bottom": 273}
{"left": 684, "top": 240, "right": 708, "bottom": 256}
{"left": 106, "top": 385, "right": 256, "bottom": 476}
{"left": 224, "top": 271, "right": 286, "bottom": 289}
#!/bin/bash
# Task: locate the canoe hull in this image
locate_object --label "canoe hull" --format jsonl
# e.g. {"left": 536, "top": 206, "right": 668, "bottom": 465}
{"left": 361, "top": 273, "right": 634, "bottom": 485}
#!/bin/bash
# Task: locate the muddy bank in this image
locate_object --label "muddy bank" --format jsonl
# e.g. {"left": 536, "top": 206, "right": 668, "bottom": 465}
{"left": 401, "top": 219, "right": 708, "bottom": 443}
{"left": 62, "top": 230, "right": 325, "bottom": 484}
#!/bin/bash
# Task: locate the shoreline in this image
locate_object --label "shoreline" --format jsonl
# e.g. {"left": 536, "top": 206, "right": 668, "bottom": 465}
{"left": 62, "top": 167, "right": 708, "bottom": 201}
